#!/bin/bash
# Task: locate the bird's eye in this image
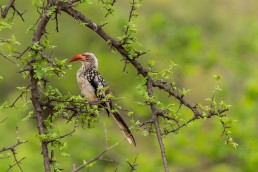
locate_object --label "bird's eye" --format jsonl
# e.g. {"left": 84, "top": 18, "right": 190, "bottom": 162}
{"left": 83, "top": 55, "right": 90, "bottom": 60}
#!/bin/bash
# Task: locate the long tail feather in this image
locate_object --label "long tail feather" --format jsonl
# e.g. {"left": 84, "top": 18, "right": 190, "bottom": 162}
{"left": 111, "top": 111, "right": 136, "bottom": 146}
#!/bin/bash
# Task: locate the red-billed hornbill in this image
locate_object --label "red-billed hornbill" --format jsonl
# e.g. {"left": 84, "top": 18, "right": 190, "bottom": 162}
{"left": 68, "top": 52, "right": 136, "bottom": 146}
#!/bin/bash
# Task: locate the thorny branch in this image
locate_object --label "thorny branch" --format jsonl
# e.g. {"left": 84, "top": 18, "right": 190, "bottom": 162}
{"left": 71, "top": 125, "right": 123, "bottom": 171}
{"left": 1, "top": 0, "right": 15, "bottom": 18}
{"left": 127, "top": 154, "right": 138, "bottom": 172}
{"left": 125, "top": 0, "right": 136, "bottom": 35}
{"left": 1, "top": 0, "right": 25, "bottom": 21}
{"left": 29, "top": 3, "right": 53, "bottom": 171}
{"left": 5, "top": 157, "right": 26, "bottom": 172}
{"left": 7, "top": 84, "right": 31, "bottom": 108}
{"left": 45, "top": 122, "right": 78, "bottom": 144}
{"left": 0, "top": 140, "right": 27, "bottom": 154}
{"left": 146, "top": 77, "right": 169, "bottom": 172}
{"left": 14, "top": 46, "right": 30, "bottom": 59}
{"left": 0, "top": 117, "right": 8, "bottom": 124}
{"left": 0, "top": 127, "right": 28, "bottom": 172}
{"left": 72, "top": 140, "right": 121, "bottom": 172}
{"left": 0, "top": 52, "right": 19, "bottom": 65}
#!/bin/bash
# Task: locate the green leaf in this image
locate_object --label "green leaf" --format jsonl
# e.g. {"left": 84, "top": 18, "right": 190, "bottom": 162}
{"left": 47, "top": 6, "right": 57, "bottom": 17}
{"left": 9, "top": 35, "right": 20, "bottom": 45}
{"left": 87, "top": 161, "right": 96, "bottom": 167}
{"left": 148, "top": 60, "right": 155, "bottom": 67}
{"left": 31, "top": 42, "right": 42, "bottom": 51}
{"left": 178, "top": 88, "right": 191, "bottom": 96}
{"left": 59, "top": 142, "right": 68, "bottom": 151}
{"left": 22, "top": 111, "right": 34, "bottom": 121}
{"left": 0, "top": 20, "right": 13, "bottom": 31}
{"left": 142, "top": 130, "right": 149, "bottom": 136}
{"left": 0, "top": 101, "right": 8, "bottom": 109}
{"left": 61, "top": 152, "right": 70, "bottom": 157}
{"left": 127, "top": 111, "right": 134, "bottom": 117}
{"left": 32, "top": 0, "right": 45, "bottom": 7}
{"left": 135, "top": 120, "right": 140, "bottom": 126}
{"left": 213, "top": 74, "right": 221, "bottom": 81}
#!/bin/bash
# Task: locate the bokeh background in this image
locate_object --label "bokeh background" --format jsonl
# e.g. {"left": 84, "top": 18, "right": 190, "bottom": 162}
{"left": 1, "top": 0, "right": 258, "bottom": 171}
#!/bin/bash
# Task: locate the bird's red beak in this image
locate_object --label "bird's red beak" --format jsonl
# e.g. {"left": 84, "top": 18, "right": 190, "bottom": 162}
{"left": 68, "top": 54, "right": 83, "bottom": 63}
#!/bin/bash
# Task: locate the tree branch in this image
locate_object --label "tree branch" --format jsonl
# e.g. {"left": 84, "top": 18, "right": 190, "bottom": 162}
{"left": 72, "top": 141, "right": 121, "bottom": 172}
{"left": 1, "top": 0, "right": 25, "bottom": 21}
{"left": 147, "top": 77, "right": 170, "bottom": 172}
{"left": 0, "top": 133, "right": 27, "bottom": 172}
{"left": 5, "top": 157, "right": 26, "bottom": 172}
{"left": 7, "top": 84, "right": 30, "bottom": 108}
{"left": 0, "top": 140, "right": 28, "bottom": 153}
{"left": 0, "top": 52, "right": 19, "bottom": 65}
{"left": 0, "top": 117, "right": 8, "bottom": 124}
{"left": 29, "top": 4, "right": 53, "bottom": 172}
{"left": 125, "top": 0, "right": 136, "bottom": 35}
{"left": 152, "top": 81, "right": 201, "bottom": 116}
{"left": 127, "top": 154, "right": 138, "bottom": 172}
{"left": 1, "top": 0, "right": 15, "bottom": 18}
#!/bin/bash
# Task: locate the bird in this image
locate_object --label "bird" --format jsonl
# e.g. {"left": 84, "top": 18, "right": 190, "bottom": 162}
{"left": 68, "top": 52, "right": 136, "bottom": 146}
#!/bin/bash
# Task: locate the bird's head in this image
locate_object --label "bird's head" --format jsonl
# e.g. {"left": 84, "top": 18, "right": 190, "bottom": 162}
{"left": 68, "top": 52, "right": 98, "bottom": 70}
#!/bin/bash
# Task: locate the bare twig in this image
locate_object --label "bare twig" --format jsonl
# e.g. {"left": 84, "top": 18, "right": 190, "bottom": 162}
{"left": 0, "top": 52, "right": 19, "bottom": 65}
{"left": 10, "top": 147, "right": 24, "bottom": 172}
{"left": 127, "top": 154, "right": 138, "bottom": 172}
{"left": 0, "top": 117, "right": 8, "bottom": 124}
{"left": 0, "top": 137, "right": 28, "bottom": 172}
{"left": 14, "top": 46, "right": 30, "bottom": 59}
{"left": 0, "top": 140, "right": 28, "bottom": 153}
{"left": 123, "top": 58, "right": 129, "bottom": 73}
{"left": 72, "top": 141, "right": 121, "bottom": 172}
{"left": 164, "top": 116, "right": 197, "bottom": 135}
{"left": 55, "top": 11, "right": 59, "bottom": 32}
{"left": 5, "top": 157, "right": 26, "bottom": 172}
{"left": 138, "top": 119, "right": 153, "bottom": 128}
{"left": 1, "top": 0, "right": 15, "bottom": 18}
{"left": 11, "top": 6, "right": 26, "bottom": 21}
{"left": 7, "top": 84, "right": 30, "bottom": 108}
{"left": 0, "top": 155, "right": 10, "bottom": 159}
{"left": 47, "top": 122, "right": 77, "bottom": 142}
{"left": 1, "top": 0, "right": 25, "bottom": 21}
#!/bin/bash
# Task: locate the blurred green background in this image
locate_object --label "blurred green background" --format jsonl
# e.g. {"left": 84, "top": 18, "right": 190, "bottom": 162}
{"left": 1, "top": 0, "right": 258, "bottom": 171}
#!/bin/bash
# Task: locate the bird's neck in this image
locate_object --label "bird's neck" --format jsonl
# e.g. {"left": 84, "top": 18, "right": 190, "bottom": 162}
{"left": 80, "top": 62, "right": 97, "bottom": 71}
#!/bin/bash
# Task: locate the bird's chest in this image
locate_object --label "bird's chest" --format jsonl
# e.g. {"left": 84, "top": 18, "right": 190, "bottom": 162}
{"left": 76, "top": 71, "right": 98, "bottom": 101}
